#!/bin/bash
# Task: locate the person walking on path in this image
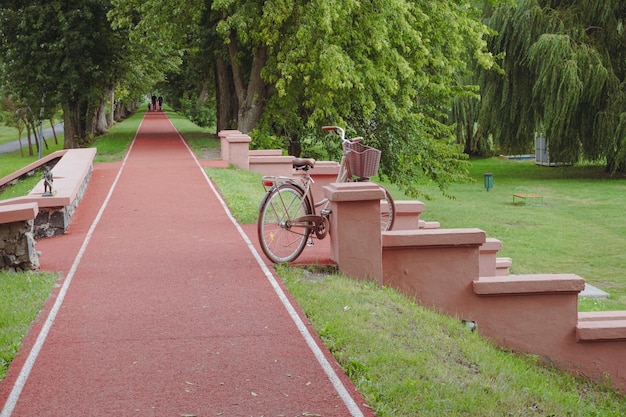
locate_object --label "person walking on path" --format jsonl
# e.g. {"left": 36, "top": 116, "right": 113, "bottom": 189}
{"left": 0, "top": 110, "right": 374, "bottom": 417}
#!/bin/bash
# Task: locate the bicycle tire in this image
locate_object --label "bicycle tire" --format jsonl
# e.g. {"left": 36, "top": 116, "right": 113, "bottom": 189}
{"left": 380, "top": 185, "right": 395, "bottom": 232}
{"left": 258, "top": 182, "right": 313, "bottom": 263}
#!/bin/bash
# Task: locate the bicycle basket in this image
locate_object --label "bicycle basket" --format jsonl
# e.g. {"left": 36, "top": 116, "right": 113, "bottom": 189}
{"left": 344, "top": 141, "right": 381, "bottom": 178}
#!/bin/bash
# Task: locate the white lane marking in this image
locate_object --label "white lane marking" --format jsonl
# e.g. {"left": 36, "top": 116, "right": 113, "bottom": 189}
{"left": 172, "top": 123, "right": 366, "bottom": 417}
{"left": 0, "top": 117, "right": 144, "bottom": 417}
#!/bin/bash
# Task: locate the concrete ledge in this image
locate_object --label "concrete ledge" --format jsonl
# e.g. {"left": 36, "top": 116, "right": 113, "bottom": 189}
{"left": 217, "top": 129, "right": 241, "bottom": 162}
{"left": 0, "top": 150, "right": 66, "bottom": 191}
{"left": 383, "top": 228, "right": 486, "bottom": 248}
{"left": 323, "top": 182, "right": 385, "bottom": 202}
{"left": 473, "top": 274, "right": 585, "bottom": 295}
{"left": 0, "top": 202, "right": 38, "bottom": 223}
{"left": 392, "top": 200, "right": 425, "bottom": 230}
{"left": 249, "top": 149, "right": 283, "bottom": 156}
{"left": 293, "top": 161, "right": 340, "bottom": 201}
{"left": 496, "top": 257, "right": 512, "bottom": 276}
{"left": 27, "top": 148, "right": 97, "bottom": 207}
{"left": 479, "top": 238, "right": 502, "bottom": 277}
{"left": 418, "top": 220, "right": 440, "bottom": 229}
{"left": 304, "top": 160, "right": 340, "bottom": 176}
{"left": 577, "top": 312, "right": 626, "bottom": 341}
{"left": 249, "top": 155, "right": 295, "bottom": 176}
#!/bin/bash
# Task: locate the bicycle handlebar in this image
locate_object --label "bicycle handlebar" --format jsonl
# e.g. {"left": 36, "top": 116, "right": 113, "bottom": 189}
{"left": 322, "top": 126, "right": 349, "bottom": 143}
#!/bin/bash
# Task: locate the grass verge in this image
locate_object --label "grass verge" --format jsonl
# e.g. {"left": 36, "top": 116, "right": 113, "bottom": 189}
{"left": 279, "top": 265, "right": 625, "bottom": 416}
{"left": 0, "top": 271, "right": 58, "bottom": 380}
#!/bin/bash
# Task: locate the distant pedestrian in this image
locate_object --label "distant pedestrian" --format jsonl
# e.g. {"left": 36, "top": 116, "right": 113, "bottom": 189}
{"left": 151, "top": 95, "right": 157, "bottom": 112}
{"left": 158, "top": 95, "right": 163, "bottom": 111}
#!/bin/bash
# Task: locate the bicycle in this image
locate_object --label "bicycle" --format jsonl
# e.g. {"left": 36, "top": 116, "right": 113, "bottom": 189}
{"left": 257, "top": 126, "right": 395, "bottom": 263}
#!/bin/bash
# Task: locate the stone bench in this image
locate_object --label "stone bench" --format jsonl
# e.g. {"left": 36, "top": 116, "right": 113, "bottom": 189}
{"left": 0, "top": 148, "right": 97, "bottom": 238}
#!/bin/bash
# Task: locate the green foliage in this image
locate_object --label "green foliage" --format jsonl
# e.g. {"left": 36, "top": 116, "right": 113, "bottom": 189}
{"left": 177, "top": 94, "right": 216, "bottom": 129}
{"left": 110, "top": 0, "right": 496, "bottom": 198}
{"left": 479, "top": 0, "right": 626, "bottom": 171}
{"left": 248, "top": 129, "right": 286, "bottom": 152}
{"left": 0, "top": 1, "right": 133, "bottom": 146}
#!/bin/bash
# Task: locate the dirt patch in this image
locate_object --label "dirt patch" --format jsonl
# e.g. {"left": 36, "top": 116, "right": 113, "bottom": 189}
{"left": 200, "top": 148, "right": 221, "bottom": 160}
{"left": 300, "top": 265, "right": 338, "bottom": 282}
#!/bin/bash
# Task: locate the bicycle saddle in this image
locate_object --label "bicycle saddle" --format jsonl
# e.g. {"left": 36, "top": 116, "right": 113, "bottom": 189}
{"left": 292, "top": 158, "right": 316, "bottom": 169}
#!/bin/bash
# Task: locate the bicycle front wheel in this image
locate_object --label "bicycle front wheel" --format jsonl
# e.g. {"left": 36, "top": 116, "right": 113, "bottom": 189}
{"left": 258, "top": 183, "right": 313, "bottom": 263}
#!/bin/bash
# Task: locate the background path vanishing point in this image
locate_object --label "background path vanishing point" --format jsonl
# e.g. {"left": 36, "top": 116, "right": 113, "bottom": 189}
{"left": 0, "top": 111, "right": 374, "bottom": 417}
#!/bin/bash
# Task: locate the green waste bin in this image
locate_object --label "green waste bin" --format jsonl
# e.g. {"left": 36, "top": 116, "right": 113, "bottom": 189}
{"left": 484, "top": 173, "right": 493, "bottom": 191}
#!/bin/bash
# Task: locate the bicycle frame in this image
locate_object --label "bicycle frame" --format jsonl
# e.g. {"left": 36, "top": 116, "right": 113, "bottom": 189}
{"left": 257, "top": 125, "right": 395, "bottom": 263}
{"left": 260, "top": 167, "right": 330, "bottom": 240}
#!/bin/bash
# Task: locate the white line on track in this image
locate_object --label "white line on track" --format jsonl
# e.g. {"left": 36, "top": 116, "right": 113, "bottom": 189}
{"left": 0, "top": 119, "right": 143, "bottom": 417}
{"left": 172, "top": 121, "right": 366, "bottom": 417}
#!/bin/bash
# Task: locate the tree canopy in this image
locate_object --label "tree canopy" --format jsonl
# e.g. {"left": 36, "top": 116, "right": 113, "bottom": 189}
{"left": 109, "top": 0, "right": 496, "bottom": 197}
{"left": 0, "top": 1, "right": 134, "bottom": 147}
{"left": 1, "top": 0, "right": 499, "bottom": 196}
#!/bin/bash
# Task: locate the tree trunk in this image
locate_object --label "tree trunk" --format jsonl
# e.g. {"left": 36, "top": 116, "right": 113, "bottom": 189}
{"left": 26, "top": 124, "right": 33, "bottom": 156}
{"left": 88, "top": 96, "right": 109, "bottom": 136}
{"left": 63, "top": 100, "right": 87, "bottom": 149}
{"left": 227, "top": 33, "right": 268, "bottom": 133}
{"left": 216, "top": 57, "right": 238, "bottom": 132}
{"left": 108, "top": 89, "right": 115, "bottom": 128}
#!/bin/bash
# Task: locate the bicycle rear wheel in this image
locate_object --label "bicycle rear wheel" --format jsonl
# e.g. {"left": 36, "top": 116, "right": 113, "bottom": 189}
{"left": 258, "top": 183, "right": 313, "bottom": 263}
{"left": 380, "top": 186, "right": 395, "bottom": 231}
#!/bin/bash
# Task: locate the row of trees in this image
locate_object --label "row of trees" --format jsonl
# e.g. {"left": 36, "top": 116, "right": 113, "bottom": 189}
{"left": 1, "top": 1, "right": 624, "bottom": 197}
{"left": 109, "top": 0, "right": 498, "bottom": 197}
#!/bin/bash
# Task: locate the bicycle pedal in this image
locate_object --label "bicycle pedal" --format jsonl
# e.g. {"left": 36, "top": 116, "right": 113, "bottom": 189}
{"left": 307, "top": 239, "right": 314, "bottom": 246}
{"left": 320, "top": 208, "right": 332, "bottom": 216}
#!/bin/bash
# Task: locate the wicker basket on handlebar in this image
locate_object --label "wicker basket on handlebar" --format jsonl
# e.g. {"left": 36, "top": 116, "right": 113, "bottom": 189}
{"left": 344, "top": 141, "right": 381, "bottom": 178}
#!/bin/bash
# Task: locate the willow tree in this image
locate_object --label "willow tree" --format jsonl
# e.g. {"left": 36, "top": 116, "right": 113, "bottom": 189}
{"left": 479, "top": 0, "right": 626, "bottom": 171}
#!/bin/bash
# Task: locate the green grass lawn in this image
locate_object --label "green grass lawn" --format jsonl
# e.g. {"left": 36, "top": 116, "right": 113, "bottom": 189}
{"left": 390, "top": 158, "right": 626, "bottom": 311}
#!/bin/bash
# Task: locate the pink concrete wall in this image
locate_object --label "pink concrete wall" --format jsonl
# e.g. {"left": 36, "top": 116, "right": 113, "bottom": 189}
{"left": 217, "top": 129, "right": 626, "bottom": 394}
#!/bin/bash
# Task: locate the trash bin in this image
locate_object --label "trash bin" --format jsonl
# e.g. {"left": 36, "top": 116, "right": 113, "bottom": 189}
{"left": 484, "top": 173, "right": 493, "bottom": 191}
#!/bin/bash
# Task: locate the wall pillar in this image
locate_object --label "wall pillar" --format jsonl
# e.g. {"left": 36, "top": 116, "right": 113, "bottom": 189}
{"left": 323, "top": 182, "right": 384, "bottom": 283}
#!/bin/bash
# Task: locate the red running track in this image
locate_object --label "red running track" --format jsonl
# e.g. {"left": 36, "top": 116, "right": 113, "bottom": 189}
{"left": 0, "top": 111, "right": 373, "bottom": 417}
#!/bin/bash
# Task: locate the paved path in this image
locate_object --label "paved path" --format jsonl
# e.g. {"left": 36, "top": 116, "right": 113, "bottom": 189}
{"left": 0, "top": 124, "right": 64, "bottom": 155}
{"left": 0, "top": 111, "right": 371, "bottom": 417}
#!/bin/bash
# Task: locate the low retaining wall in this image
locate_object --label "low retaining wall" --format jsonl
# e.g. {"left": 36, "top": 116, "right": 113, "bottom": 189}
{"left": 0, "top": 148, "right": 96, "bottom": 270}
{"left": 0, "top": 203, "right": 39, "bottom": 271}
{"left": 218, "top": 129, "right": 626, "bottom": 393}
